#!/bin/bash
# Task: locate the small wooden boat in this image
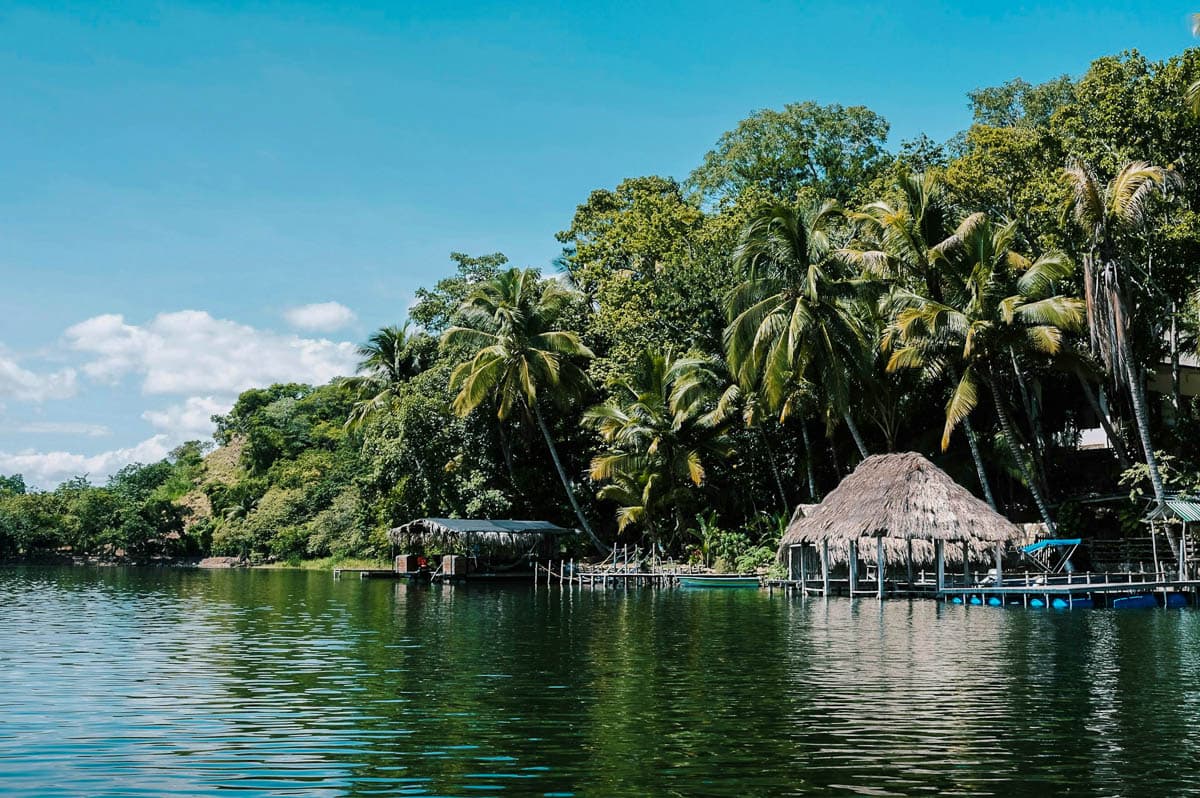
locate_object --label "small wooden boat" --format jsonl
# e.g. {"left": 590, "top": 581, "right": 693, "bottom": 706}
{"left": 678, "top": 574, "right": 761, "bottom": 588}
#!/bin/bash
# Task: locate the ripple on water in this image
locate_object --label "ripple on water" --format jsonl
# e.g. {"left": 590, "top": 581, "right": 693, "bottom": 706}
{"left": 2, "top": 569, "right": 1200, "bottom": 797}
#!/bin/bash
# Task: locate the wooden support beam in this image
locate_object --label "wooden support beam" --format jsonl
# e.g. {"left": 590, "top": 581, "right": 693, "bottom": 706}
{"left": 876, "top": 537, "right": 886, "bottom": 600}
{"left": 906, "top": 538, "right": 914, "bottom": 588}
{"left": 799, "top": 545, "right": 808, "bottom": 591}
{"left": 935, "top": 540, "right": 945, "bottom": 593}
{"left": 849, "top": 541, "right": 859, "bottom": 597}
{"left": 821, "top": 540, "right": 830, "bottom": 596}
{"left": 963, "top": 540, "right": 970, "bottom": 587}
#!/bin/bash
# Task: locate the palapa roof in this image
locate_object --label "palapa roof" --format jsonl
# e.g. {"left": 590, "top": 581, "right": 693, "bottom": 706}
{"left": 778, "top": 452, "right": 1022, "bottom": 566}
{"left": 389, "top": 518, "right": 575, "bottom": 556}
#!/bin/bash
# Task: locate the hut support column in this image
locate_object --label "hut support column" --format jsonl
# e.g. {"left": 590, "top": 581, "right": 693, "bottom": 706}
{"left": 935, "top": 540, "right": 945, "bottom": 594}
{"left": 1151, "top": 522, "right": 1161, "bottom": 578}
{"left": 799, "top": 545, "right": 808, "bottom": 592}
{"left": 906, "top": 539, "right": 914, "bottom": 588}
{"left": 849, "top": 541, "right": 859, "bottom": 597}
{"left": 821, "top": 540, "right": 830, "bottom": 596}
{"left": 994, "top": 543, "right": 1003, "bottom": 588}
{"left": 963, "top": 540, "right": 970, "bottom": 587}
{"left": 876, "top": 537, "right": 886, "bottom": 600}
{"left": 787, "top": 546, "right": 797, "bottom": 582}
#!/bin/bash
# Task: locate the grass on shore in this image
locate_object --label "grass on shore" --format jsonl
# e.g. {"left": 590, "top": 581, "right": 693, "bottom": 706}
{"left": 256, "top": 556, "right": 391, "bottom": 571}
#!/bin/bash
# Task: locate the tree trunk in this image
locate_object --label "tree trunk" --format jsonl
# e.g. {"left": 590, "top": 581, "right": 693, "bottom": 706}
{"left": 532, "top": 402, "right": 609, "bottom": 554}
{"left": 800, "top": 421, "right": 818, "bottom": 501}
{"left": 962, "top": 416, "right": 998, "bottom": 510}
{"left": 1122, "top": 357, "right": 1167, "bottom": 508}
{"left": 1075, "top": 371, "right": 1132, "bottom": 470}
{"left": 496, "top": 420, "right": 517, "bottom": 484}
{"left": 759, "top": 426, "right": 789, "bottom": 514}
{"left": 1120, "top": 356, "right": 1179, "bottom": 558}
{"left": 1010, "top": 350, "right": 1052, "bottom": 501}
{"left": 989, "top": 382, "right": 1056, "bottom": 533}
{"left": 1170, "top": 302, "right": 1184, "bottom": 420}
{"left": 842, "top": 410, "right": 869, "bottom": 459}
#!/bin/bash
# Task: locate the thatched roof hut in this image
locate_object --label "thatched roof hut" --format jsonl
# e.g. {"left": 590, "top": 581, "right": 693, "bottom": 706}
{"left": 777, "top": 452, "right": 1022, "bottom": 567}
{"left": 390, "top": 518, "right": 575, "bottom": 559}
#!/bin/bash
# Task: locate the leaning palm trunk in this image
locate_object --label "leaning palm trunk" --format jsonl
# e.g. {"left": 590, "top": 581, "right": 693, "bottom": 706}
{"left": 989, "top": 381, "right": 1056, "bottom": 533}
{"left": 962, "top": 417, "right": 998, "bottom": 510}
{"left": 1075, "top": 372, "right": 1132, "bottom": 470}
{"left": 842, "top": 411, "right": 869, "bottom": 459}
{"left": 1121, "top": 356, "right": 1177, "bottom": 557}
{"left": 759, "top": 427, "right": 790, "bottom": 514}
{"left": 532, "top": 402, "right": 609, "bottom": 554}
{"left": 800, "top": 422, "right": 818, "bottom": 501}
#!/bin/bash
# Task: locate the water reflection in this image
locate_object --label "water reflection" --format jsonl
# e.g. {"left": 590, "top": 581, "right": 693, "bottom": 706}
{"left": 1, "top": 568, "right": 1199, "bottom": 796}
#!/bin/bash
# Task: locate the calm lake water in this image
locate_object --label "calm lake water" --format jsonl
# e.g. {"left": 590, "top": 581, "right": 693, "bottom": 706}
{"left": 2, "top": 568, "right": 1200, "bottom": 797}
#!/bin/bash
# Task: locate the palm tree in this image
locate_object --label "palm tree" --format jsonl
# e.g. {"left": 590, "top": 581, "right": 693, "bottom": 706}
{"left": 845, "top": 172, "right": 999, "bottom": 507}
{"left": 441, "top": 267, "right": 606, "bottom": 552}
{"left": 724, "top": 199, "right": 872, "bottom": 458}
{"left": 583, "top": 349, "right": 733, "bottom": 548}
{"left": 887, "top": 216, "right": 1084, "bottom": 531}
{"left": 341, "top": 324, "right": 431, "bottom": 427}
{"left": 1062, "top": 160, "right": 1182, "bottom": 510}
{"left": 670, "top": 353, "right": 799, "bottom": 510}
{"left": 1188, "top": 14, "right": 1200, "bottom": 115}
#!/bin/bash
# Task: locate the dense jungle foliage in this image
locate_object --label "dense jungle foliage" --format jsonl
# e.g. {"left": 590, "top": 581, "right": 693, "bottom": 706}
{"left": 5, "top": 42, "right": 1200, "bottom": 566}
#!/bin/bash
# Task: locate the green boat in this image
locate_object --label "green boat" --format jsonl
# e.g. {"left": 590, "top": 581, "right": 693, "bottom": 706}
{"left": 678, "top": 574, "right": 761, "bottom": 588}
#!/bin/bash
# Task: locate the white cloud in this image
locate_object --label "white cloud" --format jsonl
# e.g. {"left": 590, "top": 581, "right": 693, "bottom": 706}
{"left": 65, "top": 310, "right": 359, "bottom": 395}
{"left": 142, "top": 396, "right": 231, "bottom": 441}
{"left": 283, "top": 301, "right": 357, "bottom": 332}
{"left": 0, "top": 435, "right": 174, "bottom": 489}
{"left": 16, "top": 421, "right": 111, "bottom": 437}
{"left": 0, "top": 352, "right": 77, "bottom": 402}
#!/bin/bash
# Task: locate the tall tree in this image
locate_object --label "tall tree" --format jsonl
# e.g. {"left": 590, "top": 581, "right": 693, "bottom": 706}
{"left": 687, "top": 102, "right": 889, "bottom": 205}
{"left": 1062, "top": 160, "right": 1182, "bottom": 509}
{"left": 845, "top": 172, "right": 998, "bottom": 506}
{"left": 341, "top": 324, "right": 434, "bottom": 428}
{"left": 887, "top": 216, "right": 1083, "bottom": 530}
{"left": 1189, "top": 14, "right": 1200, "bottom": 115}
{"left": 724, "top": 200, "right": 872, "bottom": 458}
{"left": 583, "top": 349, "right": 733, "bottom": 549}
{"left": 442, "top": 268, "right": 607, "bottom": 552}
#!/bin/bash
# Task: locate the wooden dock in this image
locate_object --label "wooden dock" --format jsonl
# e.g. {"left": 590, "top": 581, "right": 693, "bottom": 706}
{"left": 770, "top": 568, "right": 1200, "bottom": 607}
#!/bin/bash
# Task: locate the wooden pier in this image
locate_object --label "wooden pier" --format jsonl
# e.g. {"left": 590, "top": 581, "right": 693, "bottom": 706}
{"left": 770, "top": 566, "right": 1200, "bottom": 608}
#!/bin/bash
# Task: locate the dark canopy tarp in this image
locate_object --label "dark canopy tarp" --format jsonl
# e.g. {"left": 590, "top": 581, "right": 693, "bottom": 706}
{"left": 389, "top": 518, "right": 575, "bottom": 557}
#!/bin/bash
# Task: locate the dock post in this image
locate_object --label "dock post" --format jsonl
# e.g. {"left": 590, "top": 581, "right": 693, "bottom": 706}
{"left": 905, "top": 539, "right": 914, "bottom": 589}
{"left": 962, "top": 540, "right": 970, "bottom": 587}
{"left": 799, "top": 545, "right": 808, "bottom": 595}
{"left": 876, "top": 537, "right": 886, "bottom": 600}
{"left": 848, "top": 541, "right": 859, "bottom": 597}
{"left": 995, "top": 543, "right": 1003, "bottom": 588}
{"left": 935, "top": 540, "right": 945, "bottom": 595}
{"left": 821, "top": 540, "right": 830, "bottom": 596}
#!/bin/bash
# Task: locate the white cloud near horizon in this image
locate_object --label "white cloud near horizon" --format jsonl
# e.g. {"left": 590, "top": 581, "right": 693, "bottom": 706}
{"left": 65, "top": 310, "right": 359, "bottom": 394}
{"left": 283, "top": 301, "right": 357, "bottom": 332}
{"left": 142, "top": 396, "right": 231, "bottom": 441}
{"left": 0, "top": 352, "right": 77, "bottom": 402}
{"left": 0, "top": 310, "right": 364, "bottom": 488}
{"left": 16, "top": 421, "right": 111, "bottom": 437}
{"left": 0, "top": 434, "right": 175, "bottom": 490}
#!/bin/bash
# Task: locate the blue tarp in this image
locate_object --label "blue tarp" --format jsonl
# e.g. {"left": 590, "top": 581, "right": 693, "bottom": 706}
{"left": 1021, "top": 538, "right": 1082, "bottom": 554}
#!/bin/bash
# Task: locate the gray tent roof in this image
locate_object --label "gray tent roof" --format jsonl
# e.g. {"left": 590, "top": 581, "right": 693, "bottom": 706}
{"left": 397, "top": 518, "right": 574, "bottom": 535}
{"left": 388, "top": 518, "right": 575, "bottom": 554}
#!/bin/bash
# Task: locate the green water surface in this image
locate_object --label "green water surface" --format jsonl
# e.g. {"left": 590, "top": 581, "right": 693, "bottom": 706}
{"left": 2, "top": 567, "right": 1199, "bottom": 796}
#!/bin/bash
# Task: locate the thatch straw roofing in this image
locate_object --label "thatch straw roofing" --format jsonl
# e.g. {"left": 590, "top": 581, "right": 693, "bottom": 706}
{"left": 777, "top": 452, "right": 1022, "bottom": 567}
{"left": 389, "top": 518, "right": 574, "bottom": 557}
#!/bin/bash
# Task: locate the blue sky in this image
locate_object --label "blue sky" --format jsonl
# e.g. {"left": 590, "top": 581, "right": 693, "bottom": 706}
{"left": 0, "top": 0, "right": 1195, "bottom": 487}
